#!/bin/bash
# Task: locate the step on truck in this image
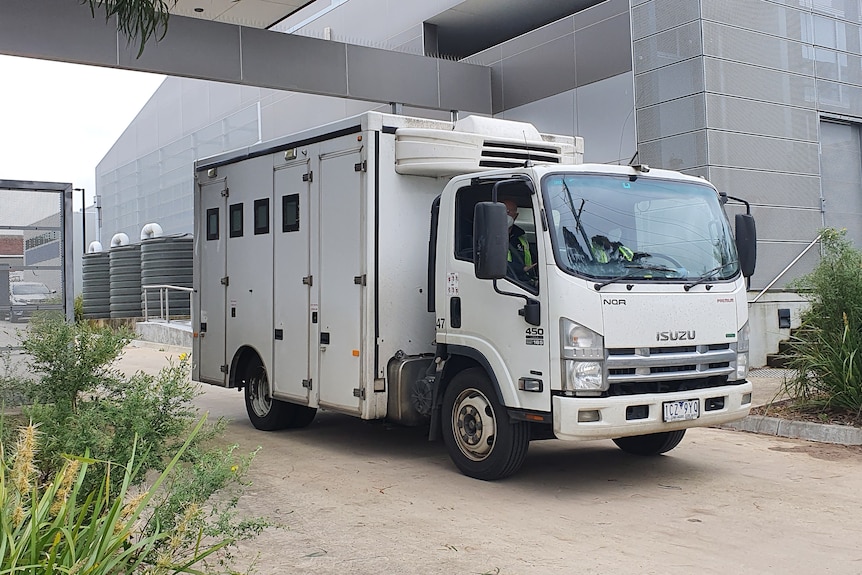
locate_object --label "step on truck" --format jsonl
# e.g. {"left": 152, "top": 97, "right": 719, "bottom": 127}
{"left": 192, "top": 111, "right": 757, "bottom": 480}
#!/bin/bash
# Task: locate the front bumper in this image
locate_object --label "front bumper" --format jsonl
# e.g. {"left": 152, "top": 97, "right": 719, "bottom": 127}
{"left": 553, "top": 381, "right": 753, "bottom": 440}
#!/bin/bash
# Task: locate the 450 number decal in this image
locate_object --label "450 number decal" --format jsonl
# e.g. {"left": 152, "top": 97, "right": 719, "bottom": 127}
{"left": 525, "top": 327, "right": 544, "bottom": 346}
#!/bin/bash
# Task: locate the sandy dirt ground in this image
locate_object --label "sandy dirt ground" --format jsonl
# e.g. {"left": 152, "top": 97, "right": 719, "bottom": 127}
{"left": 108, "top": 343, "right": 862, "bottom": 575}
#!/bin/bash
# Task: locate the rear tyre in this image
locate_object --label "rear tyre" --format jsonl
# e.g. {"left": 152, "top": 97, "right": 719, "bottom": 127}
{"left": 442, "top": 368, "right": 529, "bottom": 480}
{"left": 244, "top": 361, "right": 291, "bottom": 431}
{"left": 612, "top": 430, "right": 686, "bottom": 456}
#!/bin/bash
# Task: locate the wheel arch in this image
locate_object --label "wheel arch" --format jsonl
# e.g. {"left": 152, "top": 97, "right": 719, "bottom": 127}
{"left": 428, "top": 345, "right": 506, "bottom": 441}
{"left": 229, "top": 345, "right": 265, "bottom": 389}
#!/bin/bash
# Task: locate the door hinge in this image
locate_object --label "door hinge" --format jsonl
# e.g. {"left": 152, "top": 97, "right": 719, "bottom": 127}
{"left": 302, "top": 171, "right": 313, "bottom": 182}
{"left": 353, "top": 274, "right": 366, "bottom": 286}
{"left": 220, "top": 276, "right": 230, "bottom": 286}
{"left": 302, "top": 275, "right": 313, "bottom": 286}
{"left": 354, "top": 161, "right": 367, "bottom": 172}
{"left": 353, "top": 387, "right": 365, "bottom": 399}
{"left": 220, "top": 364, "right": 229, "bottom": 374}
{"left": 221, "top": 187, "right": 229, "bottom": 197}
{"left": 302, "top": 379, "right": 313, "bottom": 390}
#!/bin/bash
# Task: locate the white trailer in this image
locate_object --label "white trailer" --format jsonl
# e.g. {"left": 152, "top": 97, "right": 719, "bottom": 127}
{"left": 193, "top": 111, "right": 757, "bottom": 480}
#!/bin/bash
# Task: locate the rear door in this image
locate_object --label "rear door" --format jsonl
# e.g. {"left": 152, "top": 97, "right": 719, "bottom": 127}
{"left": 316, "top": 143, "right": 365, "bottom": 413}
{"left": 196, "top": 177, "right": 228, "bottom": 385}
{"left": 272, "top": 159, "right": 314, "bottom": 404}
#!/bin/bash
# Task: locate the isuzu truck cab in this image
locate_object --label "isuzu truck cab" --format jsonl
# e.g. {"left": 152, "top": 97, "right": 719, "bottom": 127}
{"left": 193, "top": 112, "right": 756, "bottom": 480}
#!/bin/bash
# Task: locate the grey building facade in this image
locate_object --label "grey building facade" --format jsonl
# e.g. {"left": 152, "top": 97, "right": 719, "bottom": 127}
{"left": 96, "top": 0, "right": 862, "bottom": 362}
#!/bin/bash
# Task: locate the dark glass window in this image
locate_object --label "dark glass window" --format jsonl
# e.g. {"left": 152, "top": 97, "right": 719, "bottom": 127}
{"left": 282, "top": 194, "right": 300, "bottom": 233}
{"left": 254, "top": 198, "right": 270, "bottom": 235}
{"left": 229, "top": 203, "right": 243, "bottom": 238}
{"left": 206, "top": 207, "right": 219, "bottom": 241}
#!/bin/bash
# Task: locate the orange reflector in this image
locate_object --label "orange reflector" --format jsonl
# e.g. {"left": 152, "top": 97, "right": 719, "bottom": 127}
{"left": 193, "top": 332, "right": 199, "bottom": 338}
{"left": 357, "top": 135, "right": 363, "bottom": 141}
{"left": 525, "top": 413, "right": 544, "bottom": 422}
{"left": 352, "top": 349, "right": 360, "bottom": 357}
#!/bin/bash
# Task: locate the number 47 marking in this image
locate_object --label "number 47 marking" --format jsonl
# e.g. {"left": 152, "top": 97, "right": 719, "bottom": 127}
{"left": 436, "top": 318, "right": 446, "bottom": 329}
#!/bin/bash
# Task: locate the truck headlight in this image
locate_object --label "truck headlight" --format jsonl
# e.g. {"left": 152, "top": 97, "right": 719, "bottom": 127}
{"left": 730, "top": 322, "right": 749, "bottom": 381}
{"left": 561, "top": 319, "right": 604, "bottom": 360}
{"left": 561, "top": 319, "right": 607, "bottom": 394}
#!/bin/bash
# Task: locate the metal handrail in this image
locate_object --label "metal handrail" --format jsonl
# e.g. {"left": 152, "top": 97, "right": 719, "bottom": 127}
{"left": 142, "top": 284, "right": 194, "bottom": 323}
{"left": 749, "top": 234, "right": 821, "bottom": 304}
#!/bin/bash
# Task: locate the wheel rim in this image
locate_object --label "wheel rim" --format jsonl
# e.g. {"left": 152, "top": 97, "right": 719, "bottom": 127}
{"left": 451, "top": 387, "right": 497, "bottom": 462}
{"left": 248, "top": 367, "right": 271, "bottom": 417}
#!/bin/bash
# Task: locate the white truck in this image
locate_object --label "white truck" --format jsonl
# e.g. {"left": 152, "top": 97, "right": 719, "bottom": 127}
{"left": 192, "top": 111, "right": 757, "bottom": 480}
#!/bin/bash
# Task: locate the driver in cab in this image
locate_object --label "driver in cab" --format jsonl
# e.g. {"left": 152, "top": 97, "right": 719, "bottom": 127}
{"left": 590, "top": 233, "right": 634, "bottom": 263}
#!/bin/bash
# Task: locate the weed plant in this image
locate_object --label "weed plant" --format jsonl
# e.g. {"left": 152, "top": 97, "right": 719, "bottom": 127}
{"left": 1, "top": 315, "right": 270, "bottom": 572}
{"left": 0, "top": 417, "right": 233, "bottom": 574}
{"left": 786, "top": 228, "right": 862, "bottom": 420}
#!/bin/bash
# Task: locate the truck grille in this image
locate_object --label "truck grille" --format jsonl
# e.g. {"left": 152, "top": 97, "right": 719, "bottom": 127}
{"left": 605, "top": 343, "right": 736, "bottom": 396}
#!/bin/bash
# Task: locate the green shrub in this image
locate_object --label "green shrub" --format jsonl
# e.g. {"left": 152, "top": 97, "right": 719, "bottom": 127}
{"left": 786, "top": 228, "right": 862, "bottom": 418}
{"left": 4, "top": 315, "right": 272, "bottom": 572}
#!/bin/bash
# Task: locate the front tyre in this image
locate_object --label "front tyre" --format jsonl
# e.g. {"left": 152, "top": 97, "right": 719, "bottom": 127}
{"left": 612, "top": 430, "right": 686, "bottom": 456}
{"left": 442, "top": 368, "right": 529, "bottom": 480}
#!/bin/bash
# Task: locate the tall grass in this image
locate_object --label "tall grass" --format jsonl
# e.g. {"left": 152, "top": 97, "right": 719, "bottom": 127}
{"left": 786, "top": 228, "right": 862, "bottom": 420}
{"left": 0, "top": 417, "right": 229, "bottom": 574}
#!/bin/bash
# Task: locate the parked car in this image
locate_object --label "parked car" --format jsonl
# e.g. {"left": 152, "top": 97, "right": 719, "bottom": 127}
{"left": 7, "top": 282, "right": 55, "bottom": 323}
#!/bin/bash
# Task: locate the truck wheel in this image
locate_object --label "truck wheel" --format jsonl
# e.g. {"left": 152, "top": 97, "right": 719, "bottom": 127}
{"left": 612, "top": 430, "right": 686, "bottom": 456}
{"left": 442, "top": 368, "right": 529, "bottom": 480}
{"left": 244, "top": 362, "right": 291, "bottom": 431}
{"left": 284, "top": 404, "right": 317, "bottom": 429}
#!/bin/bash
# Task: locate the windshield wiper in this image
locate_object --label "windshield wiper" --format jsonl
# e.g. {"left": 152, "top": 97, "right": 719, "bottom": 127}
{"left": 683, "top": 262, "right": 737, "bottom": 292}
{"left": 593, "top": 264, "right": 678, "bottom": 291}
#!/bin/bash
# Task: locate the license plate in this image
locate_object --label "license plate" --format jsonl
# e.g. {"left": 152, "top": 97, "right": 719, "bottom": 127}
{"left": 663, "top": 399, "right": 700, "bottom": 422}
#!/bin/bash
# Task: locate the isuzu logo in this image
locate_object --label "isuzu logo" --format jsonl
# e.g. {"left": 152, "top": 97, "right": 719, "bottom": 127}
{"left": 656, "top": 330, "right": 696, "bottom": 341}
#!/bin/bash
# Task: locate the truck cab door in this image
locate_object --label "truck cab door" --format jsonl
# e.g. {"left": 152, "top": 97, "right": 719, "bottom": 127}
{"left": 440, "top": 181, "right": 551, "bottom": 413}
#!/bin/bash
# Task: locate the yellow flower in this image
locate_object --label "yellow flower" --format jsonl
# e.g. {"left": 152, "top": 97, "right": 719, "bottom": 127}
{"left": 179, "top": 352, "right": 189, "bottom": 361}
{"left": 231, "top": 465, "right": 239, "bottom": 473}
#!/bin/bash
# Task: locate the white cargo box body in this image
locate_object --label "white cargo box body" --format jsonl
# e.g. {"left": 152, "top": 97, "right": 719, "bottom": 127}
{"left": 193, "top": 112, "right": 580, "bottom": 420}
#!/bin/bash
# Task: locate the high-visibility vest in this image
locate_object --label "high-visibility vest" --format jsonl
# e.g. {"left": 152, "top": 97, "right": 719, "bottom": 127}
{"left": 592, "top": 242, "right": 633, "bottom": 263}
{"left": 508, "top": 236, "right": 532, "bottom": 266}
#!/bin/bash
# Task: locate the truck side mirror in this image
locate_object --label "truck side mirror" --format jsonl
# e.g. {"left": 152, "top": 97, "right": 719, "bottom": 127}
{"left": 735, "top": 213, "right": 756, "bottom": 278}
{"left": 473, "top": 202, "right": 508, "bottom": 280}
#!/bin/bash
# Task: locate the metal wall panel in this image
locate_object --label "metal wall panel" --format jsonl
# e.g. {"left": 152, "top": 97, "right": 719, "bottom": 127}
{"left": 815, "top": 48, "right": 862, "bottom": 87}
{"left": 707, "top": 131, "right": 820, "bottom": 174}
{"left": 575, "top": 0, "right": 630, "bottom": 29}
{"left": 639, "top": 129, "right": 708, "bottom": 171}
{"left": 637, "top": 94, "right": 706, "bottom": 142}
{"left": 241, "top": 28, "right": 349, "bottom": 96}
{"left": 633, "top": 20, "right": 703, "bottom": 74}
{"left": 702, "top": 0, "right": 811, "bottom": 42}
{"left": 707, "top": 166, "right": 822, "bottom": 208}
{"left": 500, "top": 17, "right": 575, "bottom": 60}
{"left": 817, "top": 79, "right": 862, "bottom": 117}
{"left": 635, "top": 57, "right": 705, "bottom": 107}
{"left": 703, "top": 21, "right": 814, "bottom": 76}
{"left": 703, "top": 57, "right": 817, "bottom": 109}
{"left": 499, "top": 34, "right": 576, "bottom": 110}
{"left": 750, "top": 241, "right": 821, "bottom": 290}
{"left": 748, "top": 205, "right": 823, "bottom": 241}
{"left": 574, "top": 12, "right": 633, "bottom": 85}
{"left": 705, "top": 94, "right": 819, "bottom": 141}
{"left": 631, "top": 0, "right": 701, "bottom": 41}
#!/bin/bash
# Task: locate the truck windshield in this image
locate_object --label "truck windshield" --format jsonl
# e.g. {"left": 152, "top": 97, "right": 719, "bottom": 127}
{"left": 543, "top": 173, "right": 738, "bottom": 282}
